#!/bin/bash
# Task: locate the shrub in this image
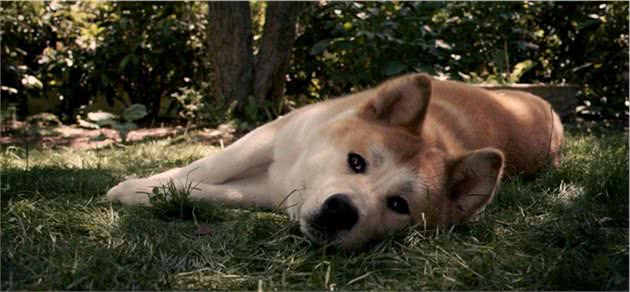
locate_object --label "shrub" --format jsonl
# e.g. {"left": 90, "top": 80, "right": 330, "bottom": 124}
{"left": 287, "top": 2, "right": 628, "bottom": 121}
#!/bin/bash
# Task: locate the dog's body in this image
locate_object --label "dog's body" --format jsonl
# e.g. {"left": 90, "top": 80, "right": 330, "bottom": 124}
{"left": 108, "top": 73, "right": 563, "bottom": 250}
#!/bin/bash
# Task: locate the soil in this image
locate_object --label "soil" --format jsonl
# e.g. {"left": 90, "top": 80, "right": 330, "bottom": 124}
{"left": 0, "top": 122, "right": 237, "bottom": 150}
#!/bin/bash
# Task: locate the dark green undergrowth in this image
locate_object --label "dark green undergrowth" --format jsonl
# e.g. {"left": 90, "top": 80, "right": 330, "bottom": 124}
{"left": 1, "top": 129, "right": 628, "bottom": 290}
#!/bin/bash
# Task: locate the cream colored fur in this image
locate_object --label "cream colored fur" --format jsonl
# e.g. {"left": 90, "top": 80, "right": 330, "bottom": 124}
{"left": 107, "top": 73, "right": 563, "bottom": 250}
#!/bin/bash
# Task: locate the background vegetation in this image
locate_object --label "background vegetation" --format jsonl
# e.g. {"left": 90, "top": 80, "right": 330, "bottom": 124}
{"left": 1, "top": 1, "right": 628, "bottom": 127}
{"left": 1, "top": 2, "right": 628, "bottom": 290}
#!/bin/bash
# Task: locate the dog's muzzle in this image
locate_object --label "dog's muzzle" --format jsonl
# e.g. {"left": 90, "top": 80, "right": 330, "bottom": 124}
{"left": 306, "top": 193, "right": 359, "bottom": 241}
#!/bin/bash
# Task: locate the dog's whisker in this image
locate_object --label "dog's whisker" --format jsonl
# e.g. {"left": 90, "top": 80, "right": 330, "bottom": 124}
{"left": 272, "top": 189, "right": 299, "bottom": 213}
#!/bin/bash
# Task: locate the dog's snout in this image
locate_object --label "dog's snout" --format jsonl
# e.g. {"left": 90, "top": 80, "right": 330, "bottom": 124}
{"left": 313, "top": 194, "right": 358, "bottom": 237}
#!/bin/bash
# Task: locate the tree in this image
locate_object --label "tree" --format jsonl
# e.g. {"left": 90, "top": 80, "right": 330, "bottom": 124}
{"left": 207, "top": 1, "right": 307, "bottom": 119}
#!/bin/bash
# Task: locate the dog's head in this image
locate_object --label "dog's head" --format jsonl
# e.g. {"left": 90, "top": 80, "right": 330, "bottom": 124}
{"left": 289, "top": 74, "right": 504, "bottom": 250}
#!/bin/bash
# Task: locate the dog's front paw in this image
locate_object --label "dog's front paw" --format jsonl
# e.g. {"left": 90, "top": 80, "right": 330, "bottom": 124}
{"left": 106, "top": 179, "right": 152, "bottom": 206}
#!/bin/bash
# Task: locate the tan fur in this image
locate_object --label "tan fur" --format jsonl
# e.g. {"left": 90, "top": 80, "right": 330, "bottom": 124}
{"left": 107, "top": 73, "right": 564, "bottom": 250}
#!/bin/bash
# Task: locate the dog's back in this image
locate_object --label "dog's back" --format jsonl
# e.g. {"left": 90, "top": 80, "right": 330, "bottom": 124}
{"left": 424, "top": 79, "right": 564, "bottom": 175}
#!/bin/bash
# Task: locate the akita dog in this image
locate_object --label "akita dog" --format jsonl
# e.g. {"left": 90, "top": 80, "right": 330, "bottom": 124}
{"left": 107, "top": 73, "right": 564, "bottom": 250}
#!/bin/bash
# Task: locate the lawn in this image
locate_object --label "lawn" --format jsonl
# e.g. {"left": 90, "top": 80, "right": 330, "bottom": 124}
{"left": 1, "top": 128, "right": 628, "bottom": 290}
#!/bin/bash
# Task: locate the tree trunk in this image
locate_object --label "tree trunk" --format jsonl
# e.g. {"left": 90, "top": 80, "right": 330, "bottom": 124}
{"left": 254, "top": 2, "right": 306, "bottom": 109}
{"left": 207, "top": 2, "right": 254, "bottom": 106}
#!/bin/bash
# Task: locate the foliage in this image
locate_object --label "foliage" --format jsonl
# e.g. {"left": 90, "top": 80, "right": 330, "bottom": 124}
{"left": 25, "top": 112, "right": 62, "bottom": 127}
{"left": 92, "top": 2, "right": 210, "bottom": 118}
{"left": 79, "top": 103, "right": 148, "bottom": 143}
{"left": 1, "top": 1, "right": 210, "bottom": 121}
{"left": 288, "top": 2, "right": 628, "bottom": 120}
{"left": 1, "top": 2, "right": 627, "bottom": 124}
{"left": 1, "top": 130, "right": 628, "bottom": 290}
{"left": 170, "top": 84, "right": 245, "bottom": 131}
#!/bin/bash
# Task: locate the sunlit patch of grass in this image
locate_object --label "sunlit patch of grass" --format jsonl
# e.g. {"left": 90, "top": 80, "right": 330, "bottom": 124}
{"left": 1, "top": 130, "right": 627, "bottom": 290}
{"left": 147, "top": 178, "right": 230, "bottom": 222}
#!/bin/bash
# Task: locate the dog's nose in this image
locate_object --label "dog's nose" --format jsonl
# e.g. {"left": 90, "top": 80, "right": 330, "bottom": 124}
{"left": 313, "top": 194, "right": 359, "bottom": 237}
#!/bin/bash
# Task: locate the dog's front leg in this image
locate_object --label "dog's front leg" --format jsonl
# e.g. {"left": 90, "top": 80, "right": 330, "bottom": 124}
{"left": 107, "top": 116, "right": 289, "bottom": 206}
{"left": 153, "top": 117, "right": 284, "bottom": 185}
{"left": 107, "top": 165, "right": 276, "bottom": 209}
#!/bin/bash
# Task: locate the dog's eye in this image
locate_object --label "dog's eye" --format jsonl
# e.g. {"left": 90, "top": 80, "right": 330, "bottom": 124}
{"left": 347, "top": 152, "right": 367, "bottom": 174}
{"left": 387, "top": 196, "right": 410, "bottom": 214}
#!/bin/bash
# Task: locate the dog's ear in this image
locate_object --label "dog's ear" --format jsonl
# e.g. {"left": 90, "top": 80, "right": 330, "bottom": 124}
{"left": 446, "top": 148, "right": 504, "bottom": 224}
{"left": 359, "top": 73, "right": 432, "bottom": 131}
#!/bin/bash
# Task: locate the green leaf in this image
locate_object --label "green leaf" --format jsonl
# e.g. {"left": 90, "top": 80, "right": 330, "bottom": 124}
{"left": 112, "top": 122, "right": 137, "bottom": 143}
{"left": 591, "top": 254, "right": 610, "bottom": 274}
{"left": 1, "top": 86, "right": 18, "bottom": 94}
{"left": 576, "top": 19, "right": 601, "bottom": 31}
{"left": 100, "top": 73, "right": 109, "bottom": 87}
{"left": 357, "top": 31, "right": 375, "bottom": 39}
{"left": 21, "top": 74, "right": 43, "bottom": 90}
{"left": 434, "top": 39, "right": 452, "bottom": 50}
{"left": 87, "top": 111, "right": 118, "bottom": 127}
{"left": 119, "top": 55, "right": 131, "bottom": 70}
{"left": 384, "top": 61, "right": 408, "bottom": 76}
{"left": 310, "top": 39, "right": 332, "bottom": 56}
{"left": 122, "top": 104, "right": 148, "bottom": 122}
{"left": 112, "top": 121, "right": 137, "bottom": 132}
{"left": 77, "top": 118, "right": 100, "bottom": 129}
{"left": 509, "top": 60, "right": 535, "bottom": 83}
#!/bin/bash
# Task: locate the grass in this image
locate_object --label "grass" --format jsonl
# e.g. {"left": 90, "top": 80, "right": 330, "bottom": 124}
{"left": 1, "top": 129, "right": 628, "bottom": 290}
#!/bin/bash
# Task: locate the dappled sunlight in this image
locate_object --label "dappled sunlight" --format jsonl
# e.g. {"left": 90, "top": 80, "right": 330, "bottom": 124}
{"left": 175, "top": 270, "right": 254, "bottom": 290}
{"left": 494, "top": 92, "right": 540, "bottom": 124}
{"left": 76, "top": 205, "right": 121, "bottom": 245}
{"left": 555, "top": 181, "right": 585, "bottom": 202}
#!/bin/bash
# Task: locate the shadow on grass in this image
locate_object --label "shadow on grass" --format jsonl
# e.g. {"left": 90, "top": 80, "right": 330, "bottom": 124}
{"left": 526, "top": 166, "right": 629, "bottom": 290}
{"left": 480, "top": 130, "right": 629, "bottom": 290}
{"left": 97, "top": 204, "right": 314, "bottom": 290}
{"left": 1, "top": 166, "right": 117, "bottom": 201}
{"left": 519, "top": 184, "right": 629, "bottom": 290}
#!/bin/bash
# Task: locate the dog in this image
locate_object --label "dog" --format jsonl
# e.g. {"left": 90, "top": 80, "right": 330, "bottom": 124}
{"left": 107, "top": 73, "right": 564, "bottom": 250}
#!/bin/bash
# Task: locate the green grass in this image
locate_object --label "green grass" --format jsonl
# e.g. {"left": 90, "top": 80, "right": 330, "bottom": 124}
{"left": 2, "top": 130, "right": 628, "bottom": 290}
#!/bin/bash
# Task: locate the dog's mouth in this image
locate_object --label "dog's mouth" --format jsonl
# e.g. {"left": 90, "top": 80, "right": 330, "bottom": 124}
{"left": 299, "top": 193, "right": 360, "bottom": 244}
{"left": 299, "top": 220, "right": 330, "bottom": 244}
{"left": 299, "top": 219, "right": 348, "bottom": 245}
{"left": 300, "top": 220, "right": 379, "bottom": 252}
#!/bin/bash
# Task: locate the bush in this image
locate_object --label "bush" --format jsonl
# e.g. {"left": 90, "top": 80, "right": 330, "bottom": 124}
{"left": 287, "top": 2, "right": 628, "bottom": 121}
{"left": 1, "top": 2, "right": 627, "bottom": 124}
{"left": 1, "top": 2, "right": 211, "bottom": 122}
